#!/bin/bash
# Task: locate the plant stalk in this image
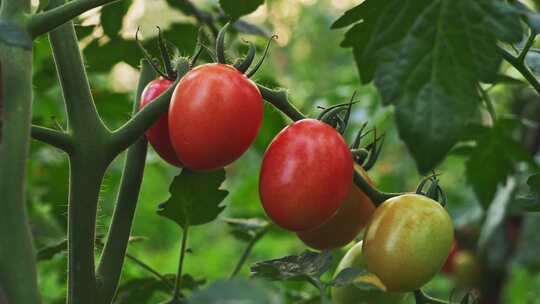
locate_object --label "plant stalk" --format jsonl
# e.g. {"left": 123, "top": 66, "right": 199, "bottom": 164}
{"left": 172, "top": 225, "right": 190, "bottom": 301}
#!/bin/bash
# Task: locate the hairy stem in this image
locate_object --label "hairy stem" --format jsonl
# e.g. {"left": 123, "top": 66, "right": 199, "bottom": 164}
{"left": 229, "top": 225, "right": 270, "bottom": 279}
{"left": 96, "top": 60, "right": 155, "bottom": 304}
{"left": 257, "top": 84, "right": 306, "bottom": 121}
{"left": 31, "top": 125, "right": 73, "bottom": 152}
{"left": 27, "top": 0, "right": 121, "bottom": 38}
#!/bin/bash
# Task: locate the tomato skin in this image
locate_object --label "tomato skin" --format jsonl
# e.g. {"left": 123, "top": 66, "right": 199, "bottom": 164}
{"left": 169, "top": 63, "right": 263, "bottom": 171}
{"left": 332, "top": 241, "right": 406, "bottom": 304}
{"left": 297, "top": 167, "right": 375, "bottom": 250}
{"left": 259, "top": 119, "right": 353, "bottom": 231}
{"left": 452, "top": 250, "right": 481, "bottom": 287}
{"left": 362, "top": 194, "right": 454, "bottom": 292}
{"left": 139, "top": 78, "right": 181, "bottom": 167}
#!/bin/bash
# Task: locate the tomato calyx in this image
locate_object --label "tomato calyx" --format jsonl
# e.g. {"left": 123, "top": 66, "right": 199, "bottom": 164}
{"left": 415, "top": 174, "right": 447, "bottom": 207}
{"left": 215, "top": 22, "right": 277, "bottom": 77}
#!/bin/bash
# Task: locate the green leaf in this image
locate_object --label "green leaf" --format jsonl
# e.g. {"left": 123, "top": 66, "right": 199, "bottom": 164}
{"left": 165, "top": 0, "right": 195, "bottom": 15}
{"left": 219, "top": 0, "right": 264, "bottom": 20}
{"left": 189, "top": 279, "right": 280, "bottom": 304}
{"left": 100, "top": 0, "right": 131, "bottom": 38}
{"left": 114, "top": 277, "right": 171, "bottom": 304}
{"left": 74, "top": 25, "right": 95, "bottom": 39}
{"left": 0, "top": 21, "right": 32, "bottom": 50}
{"left": 250, "top": 251, "right": 332, "bottom": 282}
{"left": 37, "top": 239, "right": 67, "bottom": 261}
{"left": 528, "top": 173, "right": 540, "bottom": 195}
{"left": 337, "top": 0, "right": 523, "bottom": 173}
{"left": 223, "top": 218, "right": 269, "bottom": 242}
{"left": 157, "top": 168, "right": 228, "bottom": 229}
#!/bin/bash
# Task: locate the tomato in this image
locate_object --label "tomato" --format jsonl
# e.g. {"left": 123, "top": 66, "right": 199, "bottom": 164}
{"left": 169, "top": 63, "right": 263, "bottom": 171}
{"left": 362, "top": 194, "right": 454, "bottom": 292}
{"left": 332, "top": 241, "right": 406, "bottom": 304}
{"left": 259, "top": 119, "right": 353, "bottom": 231}
{"left": 297, "top": 166, "right": 375, "bottom": 250}
{"left": 442, "top": 241, "right": 458, "bottom": 274}
{"left": 452, "top": 250, "right": 481, "bottom": 287}
{"left": 139, "top": 78, "right": 181, "bottom": 167}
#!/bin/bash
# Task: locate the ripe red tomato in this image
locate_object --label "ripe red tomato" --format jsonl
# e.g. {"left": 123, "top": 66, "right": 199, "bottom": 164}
{"left": 362, "top": 194, "right": 454, "bottom": 292}
{"left": 139, "top": 78, "right": 181, "bottom": 167}
{"left": 169, "top": 63, "right": 263, "bottom": 171}
{"left": 297, "top": 166, "right": 375, "bottom": 250}
{"left": 332, "top": 241, "right": 407, "bottom": 304}
{"left": 259, "top": 119, "right": 353, "bottom": 231}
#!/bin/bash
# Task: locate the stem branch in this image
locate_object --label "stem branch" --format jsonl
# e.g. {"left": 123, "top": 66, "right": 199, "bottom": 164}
{"left": 229, "top": 225, "right": 270, "bottom": 279}
{"left": 31, "top": 125, "right": 73, "bottom": 152}
{"left": 500, "top": 46, "right": 540, "bottom": 97}
{"left": 172, "top": 225, "right": 190, "bottom": 301}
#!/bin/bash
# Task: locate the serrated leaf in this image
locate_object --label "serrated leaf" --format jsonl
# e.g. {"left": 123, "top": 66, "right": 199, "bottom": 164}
{"left": 0, "top": 21, "right": 32, "bottom": 50}
{"left": 219, "top": 0, "right": 264, "bottom": 20}
{"left": 157, "top": 168, "right": 228, "bottom": 229}
{"left": 189, "top": 279, "right": 280, "bottom": 304}
{"left": 250, "top": 251, "right": 332, "bottom": 282}
{"left": 37, "top": 239, "right": 67, "bottom": 261}
{"left": 100, "top": 1, "right": 131, "bottom": 38}
{"left": 223, "top": 218, "right": 269, "bottom": 242}
{"left": 338, "top": 0, "right": 523, "bottom": 173}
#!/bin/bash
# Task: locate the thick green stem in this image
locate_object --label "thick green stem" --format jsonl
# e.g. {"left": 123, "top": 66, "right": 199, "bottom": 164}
{"left": 0, "top": 1, "right": 41, "bottom": 303}
{"left": 172, "top": 226, "right": 190, "bottom": 301}
{"left": 67, "top": 158, "right": 106, "bottom": 304}
{"left": 353, "top": 171, "right": 399, "bottom": 206}
{"left": 27, "top": 0, "right": 121, "bottom": 38}
{"left": 257, "top": 84, "right": 306, "bottom": 121}
{"left": 96, "top": 60, "right": 155, "bottom": 304}
{"left": 31, "top": 125, "right": 73, "bottom": 152}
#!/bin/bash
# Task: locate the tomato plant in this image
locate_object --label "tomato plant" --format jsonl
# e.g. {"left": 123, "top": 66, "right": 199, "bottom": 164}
{"left": 297, "top": 166, "right": 375, "bottom": 250}
{"left": 259, "top": 118, "right": 353, "bottom": 231}
{"left": 362, "top": 194, "right": 454, "bottom": 292}
{"left": 168, "top": 63, "right": 263, "bottom": 171}
{"left": 139, "top": 77, "right": 181, "bottom": 167}
{"left": 332, "top": 241, "right": 406, "bottom": 304}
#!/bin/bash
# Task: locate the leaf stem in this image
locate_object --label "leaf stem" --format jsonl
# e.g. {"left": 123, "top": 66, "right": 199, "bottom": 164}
{"left": 125, "top": 253, "right": 174, "bottom": 290}
{"left": 30, "top": 125, "right": 73, "bottom": 152}
{"left": 500, "top": 46, "right": 540, "bottom": 97}
{"left": 172, "top": 225, "right": 190, "bottom": 301}
{"left": 27, "top": 0, "right": 121, "bottom": 38}
{"left": 229, "top": 225, "right": 270, "bottom": 279}
{"left": 256, "top": 84, "right": 306, "bottom": 121}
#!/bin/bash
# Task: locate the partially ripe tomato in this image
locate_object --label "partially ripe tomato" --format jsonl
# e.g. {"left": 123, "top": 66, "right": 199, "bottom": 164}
{"left": 297, "top": 166, "right": 375, "bottom": 250}
{"left": 362, "top": 194, "right": 454, "bottom": 292}
{"left": 169, "top": 63, "right": 263, "bottom": 171}
{"left": 139, "top": 78, "right": 181, "bottom": 167}
{"left": 453, "top": 250, "right": 481, "bottom": 288}
{"left": 442, "top": 241, "right": 458, "bottom": 274}
{"left": 332, "top": 241, "right": 406, "bottom": 304}
{"left": 259, "top": 119, "right": 353, "bottom": 231}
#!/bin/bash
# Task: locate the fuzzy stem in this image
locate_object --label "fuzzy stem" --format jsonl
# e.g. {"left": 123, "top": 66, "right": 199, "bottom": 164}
{"left": 256, "top": 84, "right": 306, "bottom": 121}
{"left": 27, "top": 0, "right": 121, "bottom": 38}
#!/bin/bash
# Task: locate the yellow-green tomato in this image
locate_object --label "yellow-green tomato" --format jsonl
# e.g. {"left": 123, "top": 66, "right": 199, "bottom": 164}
{"left": 453, "top": 250, "right": 481, "bottom": 288}
{"left": 362, "top": 194, "right": 454, "bottom": 292}
{"left": 332, "top": 241, "right": 406, "bottom": 304}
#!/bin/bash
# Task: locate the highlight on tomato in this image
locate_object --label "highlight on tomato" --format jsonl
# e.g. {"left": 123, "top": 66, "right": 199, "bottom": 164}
{"left": 362, "top": 194, "right": 454, "bottom": 292}
{"left": 259, "top": 118, "right": 353, "bottom": 231}
{"left": 332, "top": 241, "right": 406, "bottom": 304}
{"left": 139, "top": 78, "right": 181, "bottom": 167}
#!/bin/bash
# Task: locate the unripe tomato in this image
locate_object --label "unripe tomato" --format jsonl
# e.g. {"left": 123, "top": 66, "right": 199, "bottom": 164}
{"left": 259, "top": 119, "right": 353, "bottom": 231}
{"left": 169, "top": 63, "right": 263, "bottom": 171}
{"left": 297, "top": 166, "right": 375, "bottom": 250}
{"left": 332, "top": 241, "right": 406, "bottom": 304}
{"left": 453, "top": 250, "right": 481, "bottom": 288}
{"left": 139, "top": 78, "right": 181, "bottom": 167}
{"left": 362, "top": 194, "right": 454, "bottom": 292}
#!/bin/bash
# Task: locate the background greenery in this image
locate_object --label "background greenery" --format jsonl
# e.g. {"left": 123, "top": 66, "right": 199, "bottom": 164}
{"left": 27, "top": 0, "right": 540, "bottom": 303}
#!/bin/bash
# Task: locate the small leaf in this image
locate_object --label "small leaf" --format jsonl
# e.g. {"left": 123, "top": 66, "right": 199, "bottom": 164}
{"left": 0, "top": 21, "right": 32, "bottom": 50}
{"left": 37, "top": 239, "right": 67, "bottom": 261}
{"left": 157, "top": 168, "right": 228, "bottom": 229}
{"left": 189, "top": 279, "right": 280, "bottom": 304}
{"left": 251, "top": 251, "right": 332, "bottom": 282}
{"left": 223, "top": 218, "right": 269, "bottom": 242}
{"left": 100, "top": 1, "right": 131, "bottom": 38}
{"left": 219, "top": 0, "right": 264, "bottom": 20}
{"left": 74, "top": 25, "right": 95, "bottom": 39}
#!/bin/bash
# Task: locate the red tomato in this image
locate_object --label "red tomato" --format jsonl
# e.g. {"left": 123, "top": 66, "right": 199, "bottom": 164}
{"left": 139, "top": 78, "right": 181, "bottom": 167}
{"left": 259, "top": 119, "right": 353, "bottom": 231}
{"left": 297, "top": 166, "right": 375, "bottom": 250}
{"left": 169, "top": 63, "right": 263, "bottom": 171}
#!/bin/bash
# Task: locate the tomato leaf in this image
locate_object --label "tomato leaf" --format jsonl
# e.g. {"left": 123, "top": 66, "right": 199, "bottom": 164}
{"left": 189, "top": 279, "right": 281, "bottom": 304}
{"left": 223, "top": 218, "right": 269, "bottom": 242}
{"left": 157, "top": 168, "right": 228, "bottom": 230}
{"left": 336, "top": 0, "right": 523, "bottom": 173}
{"left": 219, "top": 0, "right": 264, "bottom": 21}
{"left": 250, "top": 251, "right": 332, "bottom": 281}
{"left": 0, "top": 21, "right": 32, "bottom": 50}
{"left": 100, "top": 0, "right": 131, "bottom": 38}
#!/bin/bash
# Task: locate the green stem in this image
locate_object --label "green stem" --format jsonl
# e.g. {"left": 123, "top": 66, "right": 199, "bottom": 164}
{"left": 353, "top": 171, "right": 400, "bottom": 206}
{"left": 0, "top": 6, "right": 41, "bottom": 303}
{"left": 172, "top": 225, "right": 190, "bottom": 301}
{"left": 500, "top": 46, "right": 540, "bottom": 97}
{"left": 27, "top": 0, "right": 121, "bottom": 38}
{"left": 518, "top": 31, "right": 536, "bottom": 62}
{"left": 31, "top": 125, "right": 73, "bottom": 152}
{"left": 229, "top": 225, "right": 270, "bottom": 279}
{"left": 125, "top": 253, "right": 174, "bottom": 290}
{"left": 256, "top": 84, "right": 306, "bottom": 121}
{"left": 96, "top": 60, "right": 154, "bottom": 304}
{"left": 66, "top": 158, "right": 106, "bottom": 304}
